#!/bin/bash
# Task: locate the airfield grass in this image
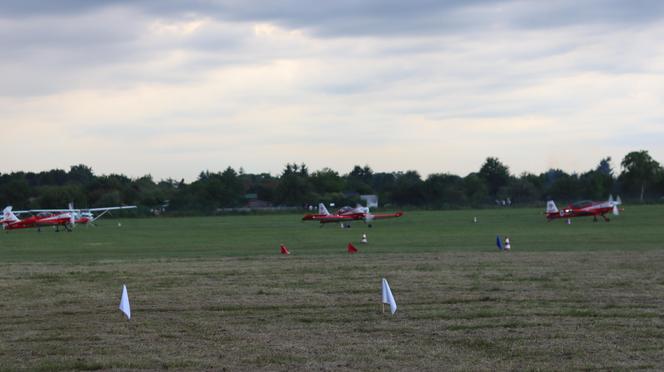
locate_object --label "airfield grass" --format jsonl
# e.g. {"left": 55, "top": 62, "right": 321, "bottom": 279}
{"left": 1, "top": 206, "right": 663, "bottom": 370}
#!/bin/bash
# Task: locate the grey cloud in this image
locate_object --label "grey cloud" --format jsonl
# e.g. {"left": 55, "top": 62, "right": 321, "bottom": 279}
{"left": 3, "top": 1, "right": 663, "bottom": 36}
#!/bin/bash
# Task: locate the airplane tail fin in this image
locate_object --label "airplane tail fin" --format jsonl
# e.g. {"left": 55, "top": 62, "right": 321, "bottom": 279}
{"left": 2, "top": 206, "right": 20, "bottom": 223}
{"left": 318, "top": 203, "right": 330, "bottom": 216}
{"left": 546, "top": 200, "right": 559, "bottom": 214}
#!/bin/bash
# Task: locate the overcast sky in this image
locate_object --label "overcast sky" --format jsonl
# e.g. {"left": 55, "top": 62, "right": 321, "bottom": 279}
{"left": 2, "top": 0, "right": 663, "bottom": 180}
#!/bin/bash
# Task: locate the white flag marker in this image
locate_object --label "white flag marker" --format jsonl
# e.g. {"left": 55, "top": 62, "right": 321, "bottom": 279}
{"left": 119, "top": 284, "right": 131, "bottom": 320}
{"left": 381, "top": 278, "right": 397, "bottom": 315}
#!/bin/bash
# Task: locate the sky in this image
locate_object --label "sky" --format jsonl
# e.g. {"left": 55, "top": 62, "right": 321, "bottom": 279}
{"left": 2, "top": 0, "right": 663, "bottom": 181}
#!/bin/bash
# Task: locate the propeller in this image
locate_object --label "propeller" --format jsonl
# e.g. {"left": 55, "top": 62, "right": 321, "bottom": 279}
{"left": 610, "top": 195, "right": 622, "bottom": 216}
{"left": 87, "top": 211, "right": 98, "bottom": 227}
{"left": 68, "top": 202, "right": 76, "bottom": 228}
{"left": 360, "top": 206, "right": 375, "bottom": 223}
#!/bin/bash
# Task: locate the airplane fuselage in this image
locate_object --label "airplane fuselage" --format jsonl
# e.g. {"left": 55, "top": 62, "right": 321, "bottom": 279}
{"left": 546, "top": 200, "right": 618, "bottom": 221}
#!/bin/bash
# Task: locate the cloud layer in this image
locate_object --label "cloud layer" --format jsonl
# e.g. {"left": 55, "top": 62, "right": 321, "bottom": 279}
{"left": 2, "top": 1, "right": 663, "bottom": 179}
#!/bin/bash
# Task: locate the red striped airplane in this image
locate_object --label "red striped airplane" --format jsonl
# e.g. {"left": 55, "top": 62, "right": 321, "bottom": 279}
{"left": 545, "top": 195, "right": 622, "bottom": 222}
{"left": 302, "top": 203, "right": 403, "bottom": 228}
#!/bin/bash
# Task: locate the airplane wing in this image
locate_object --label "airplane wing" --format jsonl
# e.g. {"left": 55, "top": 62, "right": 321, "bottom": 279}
{"left": 27, "top": 209, "right": 73, "bottom": 213}
{"left": 86, "top": 206, "right": 137, "bottom": 212}
{"left": 369, "top": 211, "right": 404, "bottom": 220}
{"left": 302, "top": 214, "right": 355, "bottom": 223}
{"left": 28, "top": 206, "right": 137, "bottom": 212}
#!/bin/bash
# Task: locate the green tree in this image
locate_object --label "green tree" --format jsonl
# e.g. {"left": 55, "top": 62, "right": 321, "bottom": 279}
{"left": 463, "top": 173, "right": 489, "bottom": 206}
{"left": 620, "top": 150, "right": 662, "bottom": 202}
{"left": 391, "top": 171, "right": 424, "bottom": 206}
{"left": 310, "top": 168, "right": 345, "bottom": 194}
{"left": 276, "top": 163, "right": 312, "bottom": 205}
{"left": 424, "top": 173, "right": 466, "bottom": 207}
{"left": 547, "top": 173, "right": 580, "bottom": 201}
{"left": 68, "top": 164, "right": 94, "bottom": 185}
{"left": 478, "top": 157, "right": 510, "bottom": 198}
{"left": 0, "top": 176, "right": 31, "bottom": 208}
{"left": 507, "top": 174, "right": 540, "bottom": 204}
{"left": 220, "top": 167, "right": 245, "bottom": 207}
{"left": 573, "top": 157, "right": 615, "bottom": 200}
{"left": 346, "top": 165, "right": 374, "bottom": 194}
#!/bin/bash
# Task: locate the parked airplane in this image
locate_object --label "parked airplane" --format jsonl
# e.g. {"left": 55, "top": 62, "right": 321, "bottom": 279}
{"left": 28, "top": 204, "right": 137, "bottom": 226}
{"left": 2, "top": 204, "right": 136, "bottom": 232}
{"left": 302, "top": 203, "right": 403, "bottom": 227}
{"left": 2, "top": 206, "right": 77, "bottom": 232}
{"left": 545, "top": 195, "right": 622, "bottom": 222}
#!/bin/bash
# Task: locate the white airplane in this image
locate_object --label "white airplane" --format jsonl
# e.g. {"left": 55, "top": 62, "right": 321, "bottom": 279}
{"left": 23, "top": 203, "right": 137, "bottom": 227}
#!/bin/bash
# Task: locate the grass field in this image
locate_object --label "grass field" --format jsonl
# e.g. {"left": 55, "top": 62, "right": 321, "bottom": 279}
{"left": 1, "top": 206, "right": 663, "bottom": 370}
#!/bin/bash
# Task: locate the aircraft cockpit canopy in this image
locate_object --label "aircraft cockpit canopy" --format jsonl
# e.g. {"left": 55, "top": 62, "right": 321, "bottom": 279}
{"left": 570, "top": 200, "right": 593, "bottom": 209}
{"left": 337, "top": 206, "right": 354, "bottom": 214}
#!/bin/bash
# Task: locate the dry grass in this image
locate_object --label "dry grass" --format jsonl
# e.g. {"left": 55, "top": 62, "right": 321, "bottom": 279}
{"left": 2, "top": 251, "right": 664, "bottom": 370}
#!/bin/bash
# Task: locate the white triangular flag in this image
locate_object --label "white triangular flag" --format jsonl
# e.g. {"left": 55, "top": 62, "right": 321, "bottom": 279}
{"left": 119, "top": 284, "right": 131, "bottom": 320}
{"left": 381, "top": 278, "right": 397, "bottom": 315}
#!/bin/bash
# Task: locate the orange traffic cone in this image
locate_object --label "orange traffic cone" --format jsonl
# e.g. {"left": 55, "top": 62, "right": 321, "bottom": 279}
{"left": 347, "top": 242, "right": 358, "bottom": 254}
{"left": 280, "top": 244, "right": 290, "bottom": 255}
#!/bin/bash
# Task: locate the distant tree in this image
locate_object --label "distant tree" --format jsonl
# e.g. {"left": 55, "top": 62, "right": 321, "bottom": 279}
{"left": 37, "top": 185, "right": 86, "bottom": 208}
{"left": 0, "top": 151, "right": 661, "bottom": 213}
{"left": 424, "top": 173, "right": 466, "bottom": 207}
{"left": 463, "top": 173, "right": 489, "bottom": 206}
{"left": 507, "top": 174, "right": 540, "bottom": 204}
{"left": 88, "top": 174, "right": 135, "bottom": 207}
{"left": 391, "top": 171, "right": 424, "bottom": 206}
{"left": 310, "top": 168, "right": 344, "bottom": 194}
{"left": 547, "top": 173, "right": 581, "bottom": 202}
{"left": 578, "top": 158, "right": 614, "bottom": 200}
{"left": 596, "top": 157, "right": 613, "bottom": 176}
{"left": 95, "top": 190, "right": 122, "bottom": 207}
{"left": 620, "top": 150, "right": 662, "bottom": 202}
{"left": 478, "top": 157, "right": 510, "bottom": 197}
{"left": 132, "top": 175, "right": 168, "bottom": 207}
{"left": 346, "top": 165, "right": 374, "bottom": 194}
{"left": 371, "top": 172, "right": 396, "bottom": 193}
{"left": 0, "top": 176, "right": 31, "bottom": 208}
{"left": 68, "top": 164, "right": 94, "bottom": 185}
{"left": 252, "top": 174, "right": 279, "bottom": 203}
{"left": 276, "top": 163, "right": 312, "bottom": 205}
{"left": 220, "top": 167, "right": 245, "bottom": 206}
{"left": 33, "top": 169, "right": 68, "bottom": 186}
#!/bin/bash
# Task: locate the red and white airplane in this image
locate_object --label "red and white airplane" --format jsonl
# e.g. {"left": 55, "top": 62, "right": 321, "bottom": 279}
{"left": 2, "top": 204, "right": 136, "bottom": 232}
{"left": 2, "top": 206, "right": 77, "bottom": 232}
{"left": 545, "top": 195, "right": 622, "bottom": 222}
{"left": 302, "top": 203, "right": 403, "bottom": 227}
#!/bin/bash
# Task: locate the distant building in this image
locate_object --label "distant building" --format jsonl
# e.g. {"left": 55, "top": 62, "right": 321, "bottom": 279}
{"left": 247, "top": 199, "right": 272, "bottom": 208}
{"left": 244, "top": 193, "right": 272, "bottom": 209}
{"left": 361, "top": 195, "right": 378, "bottom": 208}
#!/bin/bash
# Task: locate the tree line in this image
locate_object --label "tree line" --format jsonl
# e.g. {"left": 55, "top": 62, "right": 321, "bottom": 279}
{"left": 1, "top": 150, "right": 662, "bottom": 214}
